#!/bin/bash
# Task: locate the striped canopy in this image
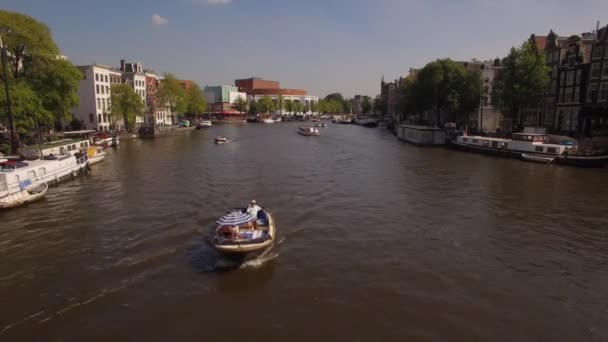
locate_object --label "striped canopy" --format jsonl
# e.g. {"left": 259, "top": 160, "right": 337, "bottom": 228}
{"left": 216, "top": 211, "right": 254, "bottom": 226}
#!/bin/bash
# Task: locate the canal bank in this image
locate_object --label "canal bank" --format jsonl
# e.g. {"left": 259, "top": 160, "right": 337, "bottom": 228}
{"left": 1, "top": 122, "right": 607, "bottom": 341}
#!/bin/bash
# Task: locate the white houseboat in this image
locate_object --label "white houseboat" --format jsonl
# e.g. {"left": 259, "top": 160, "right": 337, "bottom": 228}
{"left": 448, "top": 133, "right": 608, "bottom": 167}
{"left": 0, "top": 154, "right": 89, "bottom": 202}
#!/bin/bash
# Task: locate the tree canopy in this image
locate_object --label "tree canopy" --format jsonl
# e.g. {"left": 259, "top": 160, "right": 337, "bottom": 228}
{"left": 233, "top": 95, "right": 247, "bottom": 114}
{"left": 491, "top": 41, "right": 550, "bottom": 126}
{"left": 361, "top": 96, "right": 372, "bottom": 115}
{"left": 399, "top": 59, "right": 481, "bottom": 126}
{"left": 257, "top": 96, "right": 275, "bottom": 114}
{"left": 156, "top": 73, "right": 187, "bottom": 120}
{"left": 184, "top": 83, "right": 206, "bottom": 117}
{"left": 110, "top": 83, "right": 144, "bottom": 132}
{"left": 0, "top": 10, "right": 82, "bottom": 134}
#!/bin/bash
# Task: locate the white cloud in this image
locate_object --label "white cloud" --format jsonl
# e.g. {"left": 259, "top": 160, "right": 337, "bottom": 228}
{"left": 207, "top": 0, "right": 232, "bottom": 5}
{"left": 151, "top": 14, "right": 169, "bottom": 27}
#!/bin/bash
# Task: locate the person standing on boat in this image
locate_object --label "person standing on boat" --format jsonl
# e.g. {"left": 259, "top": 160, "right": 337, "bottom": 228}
{"left": 247, "top": 200, "right": 262, "bottom": 228}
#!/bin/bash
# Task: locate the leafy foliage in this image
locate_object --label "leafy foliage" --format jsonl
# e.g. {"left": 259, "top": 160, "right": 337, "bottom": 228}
{"left": 110, "top": 84, "right": 144, "bottom": 132}
{"left": 361, "top": 96, "right": 372, "bottom": 114}
{"left": 257, "top": 96, "right": 275, "bottom": 114}
{"left": 491, "top": 41, "right": 550, "bottom": 125}
{"left": 156, "top": 73, "right": 187, "bottom": 120}
{"left": 232, "top": 95, "right": 247, "bottom": 114}
{"left": 184, "top": 83, "right": 206, "bottom": 116}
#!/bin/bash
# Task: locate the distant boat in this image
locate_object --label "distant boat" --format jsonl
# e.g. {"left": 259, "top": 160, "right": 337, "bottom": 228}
{"left": 315, "top": 123, "right": 328, "bottom": 128}
{"left": 355, "top": 118, "right": 378, "bottom": 127}
{"left": 261, "top": 118, "right": 274, "bottom": 124}
{"left": 215, "top": 136, "right": 228, "bottom": 144}
{"left": 196, "top": 121, "right": 212, "bottom": 129}
{"left": 298, "top": 126, "right": 320, "bottom": 136}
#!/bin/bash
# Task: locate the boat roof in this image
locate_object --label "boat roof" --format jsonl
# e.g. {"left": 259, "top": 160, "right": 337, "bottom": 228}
{"left": 461, "top": 135, "right": 566, "bottom": 147}
{"left": 63, "top": 130, "right": 97, "bottom": 135}
{"left": 399, "top": 125, "right": 443, "bottom": 131}
{"left": 22, "top": 138, "right": 86, "bottom": 151}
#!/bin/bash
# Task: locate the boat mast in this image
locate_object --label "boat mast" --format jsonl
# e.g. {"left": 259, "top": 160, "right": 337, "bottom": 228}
{"left": 0, "top": 35, "right": 18, "bottom": 155}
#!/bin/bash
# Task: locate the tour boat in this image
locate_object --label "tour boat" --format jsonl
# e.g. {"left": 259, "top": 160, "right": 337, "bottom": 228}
{"left": 315, "top": 123, "right": 328, "bottom": 128}
{"left": 215, "top": 136, "right": 228, "bottom": 144}
{"left": 87, "top": 146, "right": 106, "bottom": 165}
{"left": 262, "top": 118, "right": 275, "bottom": 124}
{"left": 522, "top": 153, "right": 555, "bottom": 164}
{"left": 0, "top": 180, "right": 48, "bottom": 209}
{"left": 298, "top": 126, "right": 320, "bottom": 136}
{"left": 0, "top": 155, "right": 88, "bottom": 202}
{"left": 212, "top": 206, "right": 276, "bottom": 254}
{"left": 196, "top": 121, "right": 213, "bottom": 129}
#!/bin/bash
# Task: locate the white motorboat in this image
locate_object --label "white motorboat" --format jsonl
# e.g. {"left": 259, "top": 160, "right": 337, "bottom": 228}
{"left": 215, "top": 136, "right": 228, "bottom": 144}
{"left": 197, "top": 121, "right": 213, "bottom": 129}
{"left": 212, "top": 205, "right": 276, "bottom": 254}
{"left": 522, "top": 153, "right": 555, "bottom": 164}
{"left": 87, "top": 146, "right": 106, "bottom": 165}
{"left": 298, "top": 126, "right": 320, "bottom": 136}
{"left": 0, "top": 181, "right": 48, "bottom": 209}
{"left": 315, "top": 123, "right": 328, "bottom": 128}
{"left": 273, "top": 117, "right": 282, "bottom": 123}
{"left": 261, "top": 117, "right": 275, "bottom": 124}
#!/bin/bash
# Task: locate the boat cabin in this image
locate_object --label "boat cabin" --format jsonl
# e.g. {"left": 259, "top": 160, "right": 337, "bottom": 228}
{"left": 512, "top": 133, "right": 549, "bottom": 143}
{"left": 456, "top": 134, "right": 573, "bottom": 155}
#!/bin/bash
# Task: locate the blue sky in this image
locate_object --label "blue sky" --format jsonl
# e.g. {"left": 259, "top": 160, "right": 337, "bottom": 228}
{"left": 2, "top": 0, "right": 608, "bottom": 98}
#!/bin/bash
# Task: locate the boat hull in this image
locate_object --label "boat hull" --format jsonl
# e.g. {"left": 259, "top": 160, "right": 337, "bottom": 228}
{"left": 0, "top": 183, "right": 48, "bottom": 209}
{"left": 214, "top": 211, "right": 276, "bottom": 254}
{"left": 88, "top": 153, "right": 106, "bottom": 165}
{"left": 556, "top": 154, "right": 608, "bottom": 168}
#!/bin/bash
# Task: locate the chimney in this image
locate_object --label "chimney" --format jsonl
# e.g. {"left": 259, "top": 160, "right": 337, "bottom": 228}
{"left": 120, "top": 59, "right": 125, "bottom": 72}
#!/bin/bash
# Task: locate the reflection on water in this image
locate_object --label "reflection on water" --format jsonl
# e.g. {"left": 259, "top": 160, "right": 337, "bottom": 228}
{"left": 1, "top": 122, "right": 608, "bottom": 341}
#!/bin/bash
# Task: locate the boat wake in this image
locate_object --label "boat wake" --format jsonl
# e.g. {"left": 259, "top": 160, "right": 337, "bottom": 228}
{"left": 239, "top": 247, "right": 279, "bottom": 269}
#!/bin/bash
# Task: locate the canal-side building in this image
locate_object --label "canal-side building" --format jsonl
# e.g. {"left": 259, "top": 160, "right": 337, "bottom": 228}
{"left": 119, "top": 60, "right": 146, "bottom": 128}
{"left": 71, "top": 64, "right": 123, "bottom": 131}
{"left": 581, "top": 24, "right": 608, "bottom": 136}
{"left": 204, "top": 85, "right": 247, "bottom": 112}
{"left": 543, "top": 31, "right": 569, "bottom": 131}
{"left": 380, "top": 75, "right": 402, "bottom": 121}
{"left": 144, "top": 72, "right": 172, "bottom": 126}
{"left": 555, "top": 34, "right": 594, "bottom": 135}
{"left": 235, "top": 77, "right": 319, "bottom": 115}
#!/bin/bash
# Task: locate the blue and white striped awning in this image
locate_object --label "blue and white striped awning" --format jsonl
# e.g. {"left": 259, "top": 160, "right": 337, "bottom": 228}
{"left": 216, "top": 211, "right": 254, "bottom": 226}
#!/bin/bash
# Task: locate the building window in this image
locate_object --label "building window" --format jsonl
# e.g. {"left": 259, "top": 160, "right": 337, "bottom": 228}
{"left": 599, "top": 84, "right": 608, "bottom": 102}
{"left": 106, "top": 86, "right": 109, "bottom": 94}
{"left": 593, "top": 47, "right": 603, "bottom": 59}
{"left": 97, "top": 98, "right": 100, "bottom": 109}
{"left": 565, "top": 88, "right": 573, "bottom": 103}
{"left": 102, "top": 100, "right": 106, "bottom": 112}
{"left": 107, "top": 98, "right": 111, "bottom": 109}
{"left": 591, "top": 63, "right": 601, "bottom": 78}
{"left": 566, "top": 71, "right": 574, "bottom": 85}
{"left": 576, "top": 71, "right": 581, "bottom": 84}
{"left": 574, "top": 87, "right": 580, "bottom": 102}
{"left": 553, "top": 51, "right": 559, "bottom": 62}
{"left": 568, "top": 56, "right": 575, "bottom": 67}
{"left": 105, "top": 75, "right": 108, "bottom": 83}
{"left": 101, "top": 85, "right": 105, "bottom": 95}
{"left": 98, "top": 114, "right": 101, "bottom": 122}
{"left": 603, "top": 64, "right": 608, "bottom": 78}
{"left": 95, "top": 73, "right": 99, "bottom": 81}
{"left": 588, "top": 84, "right": 598, "bottom": 102}
{"left": 96, "top": 84, "right": 100, "bottom": 94}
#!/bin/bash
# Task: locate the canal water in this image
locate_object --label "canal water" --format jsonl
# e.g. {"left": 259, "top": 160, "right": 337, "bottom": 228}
{"left": 1, "top": 122, "right": 608, "bottom": 341}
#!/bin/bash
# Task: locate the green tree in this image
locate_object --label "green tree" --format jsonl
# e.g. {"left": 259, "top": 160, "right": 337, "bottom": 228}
{"left": 0, "top": 80, "right": 47, "bottom": 132}
{"left": 157, "top": 73, "right": 187, "bottom": 123}
{"left": 373, "top": 96, "right": 383, "bottom": 114}
{"left": 184, "top": 83, "right": 206, "bottom": 117}
{"left": 293, "top": 101, "right": 304, "bottom": 115}
{"left": 492, "top": 41, "right": 551, "bottom": 128}
{"left": 277, "top": 95, "right": 284, "bottom": 115}
{"left": 110, "top": 84, "right": 144, "bottom": 132}
{"left": 0, "top": 10, "right": 82, "bottom": 134}
{"left": 310, "top": 100, "right": 317, "bottom": 114}
{"left": 257, "top": 95, "right": 275, "bottom": 115}
{"left": 248, "top": 99, "right": 258, "bottom": 115}
{"left": 0, "top": 10, "right": 60, "bottom": 78}
{"left": 233, "top": 95, "right": 247, "bottom": 114}
{"left": 284, "top": 99, "right": 294, "bottom": 114}
{"left": 361, "top": 96, "right": 372, "bottom": 115}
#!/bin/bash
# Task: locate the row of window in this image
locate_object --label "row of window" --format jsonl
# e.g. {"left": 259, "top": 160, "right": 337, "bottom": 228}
{"left": 588, "top": 83, "right": 608, "bottom": 102}
{"left": 590, "top": 63, "right": 608, "bottom": 78}
{"left": 591, "top": 46, "right": 608, "bottom": 59}
{"left": 95, "top": 72, "right": 123, "bottom": 84}
{"left": 135, "top": 80, "right": 145, "bottom": 87}
{"left": 96, "top": 84, "right": 111, "bottom": 95}
{"left": 97, "top": 98, "right": 111, "bottom": 111}
{"left": 88, "top": 113, "right": 111, "bottom": 124}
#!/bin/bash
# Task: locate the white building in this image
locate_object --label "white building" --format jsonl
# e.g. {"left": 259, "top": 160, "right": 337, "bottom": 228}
{"left": 474, "top": 59, "right": 503, "bottom": 132}
{"left": 119, "top": 60, "right": 146, "bottom": 127}
{"left": 248, "top": 94, "right": 319, "bottom": 116}
{"left": 72, "top": 64, "right": 123, "bottom": 131}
